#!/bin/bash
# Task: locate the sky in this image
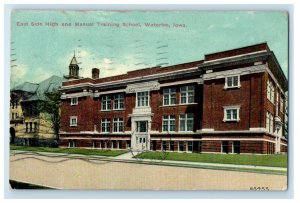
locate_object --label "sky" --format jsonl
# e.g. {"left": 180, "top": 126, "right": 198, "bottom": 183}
{"left": 10, "top": 10, "right": 288, "bottom": 87}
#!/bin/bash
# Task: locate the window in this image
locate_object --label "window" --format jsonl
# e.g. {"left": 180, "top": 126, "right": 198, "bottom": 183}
{"left": 101, "top": 118, "right": 110, "bottom": 132}
{"left": 280, "top": 95, "right": 284, "bottom": 112}
{"left": 162, "top": 115, "right": 176, "bottom": 132}
{"left": 178, "top": 141, "right": 184, "bottom": 152}
{"left": 163, "top": 88, "right": 176, "bottom": 106}
{"left": 180, "top": 85, "right": 195, "bottom": 104}
{"left": 233, "top": 141, "right": 240, "bottom": 154}
{"left": 266, "top": 112, "right": 274, "bottom": 133}
{"left": 170, "top": 141, "right": 175, "bottom": 151}
{"left": 70, "top": 116, "right": 77, "bottom": 127}
{"left": 179, "top": 114, "right": 193, "bottom": 131}
{"left": 71, "top": 97, "right": 78, "bottom": 106}
{"left": 102, "top": 95, "right": 111, "bottom": 111}
{"left": 113, "top": 118, "right": 124, "bottom": 132}
{"left": 137, "top": 91, "right": 149, "bottom": 107}
{"left": 223, "top": 106, "right": 240, "bottom": 122}
{"left": 137, "top": 121, "right": 147, "bottom": 132}
{"left": 225, "top": 76, "right": 240, "bottom": 89}
{"left": 25, "top": 123, "right": 28, "bottom": 132}
{"left": 267, "top": 80, "right": 275, "bottom": 103}
{"left": 187, "top": 141, "right": 193, "bottom": 152}
{"left": 12, "top": 113, "right": 14, "bottom": 120}
{"left": 162, "top": 141, "right": 167, "bottom": 151}
{"left": 114, "top": 94, "right": 124, "bottom": 110}
{"left": 69, "top": 140, "right": 76, "bottom": 148}
{"left": 222, "top": 141, "right": 229, "bottom": 153}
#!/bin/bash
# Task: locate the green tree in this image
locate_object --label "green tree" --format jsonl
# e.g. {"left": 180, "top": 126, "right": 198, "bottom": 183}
{"left": 39, "top": 89, "right": 61, "bottom": 140}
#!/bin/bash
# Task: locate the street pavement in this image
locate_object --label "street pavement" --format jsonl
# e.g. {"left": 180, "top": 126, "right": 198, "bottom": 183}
{"left": 9, "top": 151, "right": 287, "bottom": 190}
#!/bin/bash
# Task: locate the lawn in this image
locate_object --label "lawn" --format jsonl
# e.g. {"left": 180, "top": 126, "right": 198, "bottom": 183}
{"left": 135, "top": 152, "right": 287, "bottom": 168}
{"left": 10, "top": 145, "right": 127, "bottom": 157}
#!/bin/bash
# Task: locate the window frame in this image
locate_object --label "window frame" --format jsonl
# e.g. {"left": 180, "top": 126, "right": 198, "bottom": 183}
{"left": 179, "top": 85, "right": 195, "bottom": 104}
{"left": 223, "top": 106, "right": 240, "bottom": 122}
{"left": 163, "top": 87, "right": 176, "bottom": 106}
{"left": 179, "top": 113, "right": 194, "bottom": 132}
{"left": 187, "top": 141, "right": 193, "bottom": 152}
{"left": 267, "top": 80, "right": 275, "bottom": 104}
{"left": 136, "top": 121, "right": 148, "bottom": 133}
{"left": 162, "top": 115, "right": 176, "bottom": 132}
{"left": 224, "top": 75, "right": 241, "bottom": 89}
{"left": 114, "top": 94, "right": 124, "bottom": 110}
{"left": 70, "top": 97, "right": 78, "bottom": 106}
{"left": 101, "top": 95, "right": 111, "bottom": 111}
{"left": 136, "top": 91, "right": 149, "bottom": 108}
{"left": 101, "top": 118, "right": 111, "bottom": 132}
{"left": 113, "top": 118, "right": 124, "bottom": 132}
{"left": 70, "top": 116, "right": 78, "bottom": 127}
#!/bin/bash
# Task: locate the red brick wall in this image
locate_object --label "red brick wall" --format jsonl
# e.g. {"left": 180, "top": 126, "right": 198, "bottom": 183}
{"left": 201, "top": 141, "right": 221, "bottom": 153}
{"left": 61, "top": 96, "right": 94, "bottom": 132}
{"left": 202, "top": 72, "right": 266, "bottom": 131}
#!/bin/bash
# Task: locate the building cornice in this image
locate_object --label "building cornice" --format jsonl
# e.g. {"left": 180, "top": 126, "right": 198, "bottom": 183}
{"left": 60, "top": 66, "right": 199, "bottom": 92}
{"left": 203, "top": 64, "right": 266, "bottom": 81}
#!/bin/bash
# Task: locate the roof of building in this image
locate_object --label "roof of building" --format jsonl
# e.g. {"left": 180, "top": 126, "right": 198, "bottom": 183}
{"left": 70, "top": 56, "right": 77, "bottom": 65}
{"left": 11, "top": 75, "right": 66, "bottom": 102}
{"left": 11, "top": 82, "right": 39, "bottom": 93}
{"left": 62, "top": 42, "right": 288, "bottom": 91}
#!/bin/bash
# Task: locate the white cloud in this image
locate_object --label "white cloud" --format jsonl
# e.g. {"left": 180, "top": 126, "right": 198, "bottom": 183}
{"left": 103, "top": 58, "right": 112, "bottom": 64}
{"left": 10, "top": 63, "right": 28, "bottom": 86}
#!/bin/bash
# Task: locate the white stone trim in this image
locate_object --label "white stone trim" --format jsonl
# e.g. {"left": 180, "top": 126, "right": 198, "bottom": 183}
{"left": 280, "top": 143, "right": 287, "bottom": 146}
{"left": 200, "top": 128, "right": 215, "bottom": 132}
{"left": 204, "top": 50, "right": 267, "bottom": 63}
{"left": 201, "top": 138, "right": 276, "bottom": 143}
{"left": 203, "top": 64, "right": 266, "bottom": 81}
{"left": 94, "top": 89, "right": 126, "bottom": 97}
{"left": 160, "top": 103, "right": 198, "bottom": 108}
{"left": 126, "top": 81, "right": 160, "bottom": 93}
{"left": 160, "top": 78, "right": 203, "bottom": 87}
{"left": 61, "top": 91, "right": 93, "bottom": 99}
{"left": 249, "top": 128, "right": 266, "bottom": 131}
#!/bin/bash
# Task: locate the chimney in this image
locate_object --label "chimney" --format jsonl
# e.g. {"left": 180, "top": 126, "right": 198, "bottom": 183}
{"left": 92, "top": 68, "right": 100, "bottom": 79}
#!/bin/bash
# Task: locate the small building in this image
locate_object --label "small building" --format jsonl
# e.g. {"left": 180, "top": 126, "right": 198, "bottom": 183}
{"left": 10, "top": 75, "right": 66, "bottom": 146}
{"left": 59, "top": 43, "right": 288, "bottom": 154}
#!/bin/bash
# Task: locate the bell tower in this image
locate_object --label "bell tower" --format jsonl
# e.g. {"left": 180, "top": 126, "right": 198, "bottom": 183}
{"left": 64, "top": 52, "right": 80, "bottom": 79}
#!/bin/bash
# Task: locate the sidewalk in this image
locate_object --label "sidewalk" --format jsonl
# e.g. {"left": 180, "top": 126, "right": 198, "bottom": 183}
{"left": 10, "top": 150, "right": 287, "bottom": 173}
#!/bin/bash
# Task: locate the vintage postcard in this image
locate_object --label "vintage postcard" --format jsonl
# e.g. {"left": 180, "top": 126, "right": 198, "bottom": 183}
{"left": 9, "top": 10, "right": 288, "bottom": 190}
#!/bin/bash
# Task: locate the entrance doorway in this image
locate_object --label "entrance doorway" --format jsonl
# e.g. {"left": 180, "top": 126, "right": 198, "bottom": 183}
{"left": 136, "top": 136, "right": 147, "bottom": 150}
